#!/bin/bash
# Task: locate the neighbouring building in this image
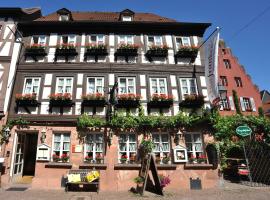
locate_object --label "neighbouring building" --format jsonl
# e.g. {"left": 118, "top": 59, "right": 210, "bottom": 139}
{"left": 218, "top": 40, "right": 262, "bottom": 115}
{"left": 0, "top": 7, "right": 41, "bottom": 134}
{"left": 1, "top": 8, "right": 219, "bottom": 191}
{"left": 260, "top": 90, "right": 270, "bottom": 118}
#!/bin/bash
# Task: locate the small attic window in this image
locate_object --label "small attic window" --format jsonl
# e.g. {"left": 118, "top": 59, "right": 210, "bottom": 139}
{"left": 59, "top": 14, "right": 69, "bottom": 21}
{"left": 122, "top": 15, "right": 132, "bottom": 21}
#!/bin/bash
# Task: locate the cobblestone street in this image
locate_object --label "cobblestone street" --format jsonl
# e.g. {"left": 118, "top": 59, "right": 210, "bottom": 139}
{"left": 1, "top": 182, "right": 270, "bottom": 200}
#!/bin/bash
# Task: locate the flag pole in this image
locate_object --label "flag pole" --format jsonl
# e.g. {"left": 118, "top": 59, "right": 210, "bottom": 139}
{"left": 198, "top": 27, "right": 221, "bottom": 50}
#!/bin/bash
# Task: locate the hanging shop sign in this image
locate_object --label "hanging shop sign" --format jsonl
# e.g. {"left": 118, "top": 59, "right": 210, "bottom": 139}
{"left": 236, "top": 125, "right": 252, "bottom": 137}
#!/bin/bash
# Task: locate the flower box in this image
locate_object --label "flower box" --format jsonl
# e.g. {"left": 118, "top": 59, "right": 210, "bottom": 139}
{"left": 84, "top": 44, "right": 108, "bottom": 56}
{"left": 145, "top": 45, "right": 168, "bottom": 61}
{"left": 175, "top": 46, "right": 198, "bottom": 63}
{"left": 15, "top": 94, "right": 39, "bottom": 107}
{"left": 55, "top": 44, "right": 78, "bottom": 57}
{"left": 115, "top": 44, "right": 139, "bottom": 57}
{"left": 148, "top": 94, "right": 173, "bottom": 108}
{"left": 24, "top": 46, "right": 47, "bottom": 59}
{"left": 81, "top": 93, "right": 106, "bottom": 107}
{"left": 49, "top": 93, "right": 73, "bottom": 107}
{"left": 116, "top": 93, "right": 141, "bottom": 108}
{"left": 179, "top": 94, "right": 205, "bottom": 109}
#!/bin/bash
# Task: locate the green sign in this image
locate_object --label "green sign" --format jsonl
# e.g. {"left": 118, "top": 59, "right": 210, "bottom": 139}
{"left": 236, "top": 125, "right": 252, "bottom": 137}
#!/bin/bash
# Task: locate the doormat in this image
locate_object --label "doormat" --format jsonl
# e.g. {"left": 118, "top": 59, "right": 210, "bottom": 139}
{"left": 6, "top": 187, "right": 28, "bottom": 191}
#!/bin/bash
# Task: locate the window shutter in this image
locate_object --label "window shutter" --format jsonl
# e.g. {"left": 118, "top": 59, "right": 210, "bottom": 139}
{"left": 250, "top": 97, "right": 256, "bottom": 112}
{"left": 229, "top": 96, "right": 235, "bottom": 110}
{"left": 239, "top": 97, "right": 246, "bottom": 111}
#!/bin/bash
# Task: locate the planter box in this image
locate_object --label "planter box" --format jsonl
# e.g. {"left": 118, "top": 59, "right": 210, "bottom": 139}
{"left": 25, "top": 48, "right": 47, "bottom": 57}
{"left": 49, "top": 99, "right": 74, "bottom": 107}
{"left": 179, "top": 100, "right": 204, "bottom": 109}
{"left": 16, "top": 99, "right": 40, "bottom": 107}
{"left": 175, "top": 50, "right": 198, "bottom": 63}
{"left": 148, "top": 100, "right": 173, "bottom": 108}
{"left": 82, "top": 99, "right": 107, "bottom": 107}
{"left": 84, "top": 48, "right": 108, "bottom": 56}
{"left": 145, "top": 49, "right": 168, "bottom": 61}
{"left": 55, "top": 48, "right": 78, "bottom": 57}
{"left": 116, "top": 100, "right": 140, "bottom": 108}
{"left": 115, "top": 48, "right": 138, "bottom": 57}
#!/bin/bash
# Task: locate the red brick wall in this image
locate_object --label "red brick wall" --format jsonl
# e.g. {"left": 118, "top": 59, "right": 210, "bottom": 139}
{"left": 218, "top": 46, "right": 262, "bottom": 116}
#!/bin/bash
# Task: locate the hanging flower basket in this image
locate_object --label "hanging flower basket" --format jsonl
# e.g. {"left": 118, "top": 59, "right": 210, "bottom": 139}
{"left": 116, "top": 93, "right": 141, "bottom": 108}
{"left": 148, "top": 94, "right": 173, "bottom": 108}
{"left": 179, "top": 94, "right": 205, "bottom": 109}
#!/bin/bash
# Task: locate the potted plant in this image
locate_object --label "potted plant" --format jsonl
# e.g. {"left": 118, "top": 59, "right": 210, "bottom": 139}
{"left": 159, "top": 174, "right": 171, "bottom": 189}
{"left": 120, "top": 154, "right": 128, "bottom": 164}
{"left": 179, "top": 94, "right": 205, "bottom": 109}
{"left": 148, "top": 94, "right": 174, "bottom": 108}
{"left": 55, "top": 43, "right": 78, "bottom": 61}
{"left": 85, "top": 43, "right": 108, "bottom": 55}
{"left": 155, "top": 155, "right": 161, "bottom": 164}
{"left": 189, "top": 155, "right": 197, "bottom": 164}
{"left": 133, "top": 176, "right": 145, "bottom": 187}
{"left": 95, "top": 154, "right": 104, "bottom": 164}
{"left": 85, "top": 156, "right": 93, "bottom": 163}
{"left": 61, "top": 154, "right": 69, "bottom": 163}
{"left": 129, "top": 153, "right": 136, "bottom": 164}
{"left": 140, "top": 139, "right": 154, "bottom": 158}
{"left": 52, "top": 154, "right": 61, "bottom": 162}
{"left": 15, "top": 93, "right": 39, "bottom": 106}
{"left": 49, "top": 93, "right": 73, "bottom": 107}
{"left": 115, "top": 44, "right": 139, "bottom": 56}
{"left": 162, "top": 157, "right": 170, "bottom": 164}
{"left": 81, "top": 93, "right": 106, "bottom": 107}
{"left": 146, "top": 45, "right": 168, "bottom": 61}
{"left": 24, "top": 44, "right": 47, "bottom": 60}
{"left": 197, "top": 155, "right": 207, "bottom": 164}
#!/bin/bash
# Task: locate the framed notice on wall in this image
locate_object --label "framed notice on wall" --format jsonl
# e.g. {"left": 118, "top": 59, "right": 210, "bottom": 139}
{"left": 173, "top": 145, "right": 188, "bottom": 163}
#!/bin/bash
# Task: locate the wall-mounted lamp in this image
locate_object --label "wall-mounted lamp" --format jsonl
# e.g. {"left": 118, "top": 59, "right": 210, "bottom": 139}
{"left": 3, "top": 127, "right": 10, "bottom": 142}
{"left": 174, "top": 128, "right": 184, "bottom": 145}
{"left": 41, "top": 128, "right": 46, "bottom": 143}
{"left": 107, "top": 129, "right": 113, "bottom": 146}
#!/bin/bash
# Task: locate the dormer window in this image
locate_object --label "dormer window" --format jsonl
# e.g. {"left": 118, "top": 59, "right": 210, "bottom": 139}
{"left": 122, "top": 16, "right": 132, "bottom": 21}
{"left": 59, "top": 14, "right": 69, "bottom": 21}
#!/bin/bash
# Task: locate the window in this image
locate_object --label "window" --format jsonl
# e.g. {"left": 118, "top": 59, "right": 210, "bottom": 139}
{"left": 220, "top": 76, "right": 228, "bottom": 86}
{"left": 59, "top": 14, "right": 69, "bottom": 21}
{"left": 179, "top": 78, "right": 197, "bottom": 98}
{"left": 119, "top": 134, "right": 137, "bottom": 163}
{"left": 148, "top": 36, "right": 163, "bottom": 47}
{"left": 23, "top": 77, "right": 41, "bottom": 97}
{"left": 175, "top": 37, "right": 190, "bottom": 49}
{"left": 235, "top": 77, "right": 243, "bottom": 87}
{"left": 220, "top": 97, "right": 230, "bottom": 110}
{"left": 185, "top": 133, "right": 203, "bottom": 160}
{"left": 223, "top": 59, "right": 231, "bottom": 69}
{"left": 53, "top": 133, "right": 70, "bottom": 161}
{"left": 90, "top": 35, "right": 105, "bottom": 45}
{"left": 87, "top": 77, "right": 104, "bottom": 94}
{"left": 85, "top": 133, "right": 104, "bottom": 162}
{"left": 31, "top": 36, "right": 46, "bottom": 46}
{"left": 119, "top": 35, "right": 133, "bottom": 45}
{"left": 61, "top": 35, "right": 76, "bottom": 45}
{"left": 56, "top": 77, "right": 73, "bottom": 94}
{"left": 150, "top": 78, "right": 167, "bottom": 95}
{"left": 243, "top": 97, "right": 252, "bottom": 111}
{"left": 122, "top": 16, "right": 132, "bottom": 21}
{"left": 118, "top": 77, "right": 136, "bottom": 94}
{"left": 152, "top": 133, "right": 170, "bottom": 162}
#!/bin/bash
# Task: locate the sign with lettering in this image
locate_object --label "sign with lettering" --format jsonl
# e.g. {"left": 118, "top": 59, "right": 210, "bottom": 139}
{"left": 236, "top": 125, "right": 252, "bottom": 137}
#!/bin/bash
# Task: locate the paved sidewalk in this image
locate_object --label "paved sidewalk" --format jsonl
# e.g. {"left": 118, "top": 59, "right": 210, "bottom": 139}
{"left": 0, "top": 182, "right": 270, "bottom": 200}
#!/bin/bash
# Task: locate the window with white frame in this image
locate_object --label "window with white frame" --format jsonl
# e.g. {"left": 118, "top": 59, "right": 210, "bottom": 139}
{"left": 53, "top": 133, "right": 70, "bottom": 161}
{"left": 148, "top": 36, "right": 163, "bottom": 47}
{"left": 152, "top": 133, "right": 170, "bottom": 162}
{"left": 180, "top": 78, "right": 197, "bottom": 98}
{"left": 119, "top": 134, "right": 137, "bottom": 163}
{"left": 89, "top": 35, "right": 105, "bottom": 45}
{"left": 185, "top": 132, "right": 203, "bottom": 160}
{"left": 243, "top": 97, "right": 252, "bottom": 111}
{"left": 150, "top": 78, "right": 167, "bottom": 95}
{"left": 56, "top": 77, "right": 73, "bottom": 94}
{"left": 175, "top": 37, "right": 190, "bottom": 49}
{"left": 31, "top": 35, "right": 46, "bottom": 46}
{"left": 122, "top": 16, "right": 132, "bottom": 21}
{"left": 59, "top": 14, "right": 69, "bottom": 21}
{"left": 87, "top": 77, "right": 104, "bottom": 94}
{"left": 23, "top": 77, "right": 41, "bottom": 98}
{"left": 85, "top": 133, "right": 104, "bottom": 162}
{"left": 118, "top": 35, "right": 133, "bottom": 45}
{"left": 118, "top": 77, "right": 136, "bottom": 94}
{"left": 220, "top": 97, "right": 230, "bottom": 110}
{"left": 61, "top": 35, "right": 76, "bottom": 45}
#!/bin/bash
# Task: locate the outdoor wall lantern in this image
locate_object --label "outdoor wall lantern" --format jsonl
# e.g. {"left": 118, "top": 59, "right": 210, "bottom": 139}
{"left": 107, "top": 129, "right": 113, "bottom": 146}
{"left": 174, "top": 128, "right": 184, "bottom": 145}
{"left": 3, "top": 127, "right": 10, "bottom": 142}
{"left": 40, "top": 128, "right": 46, "bottom": 143}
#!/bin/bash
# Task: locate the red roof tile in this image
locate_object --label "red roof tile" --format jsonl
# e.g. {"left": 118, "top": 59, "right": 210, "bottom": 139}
{"left": 35, "top": 11, "right": 176, "bottom": 23}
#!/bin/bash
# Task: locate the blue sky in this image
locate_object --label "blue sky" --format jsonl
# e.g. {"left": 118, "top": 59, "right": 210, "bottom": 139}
{"left": 1, "top": 0, "right": 270, "bottom": 91}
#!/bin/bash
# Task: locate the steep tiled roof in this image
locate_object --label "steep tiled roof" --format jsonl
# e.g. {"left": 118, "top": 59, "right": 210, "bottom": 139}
{"left": 35, "top": 10, "right": 176, "bottom": 22}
